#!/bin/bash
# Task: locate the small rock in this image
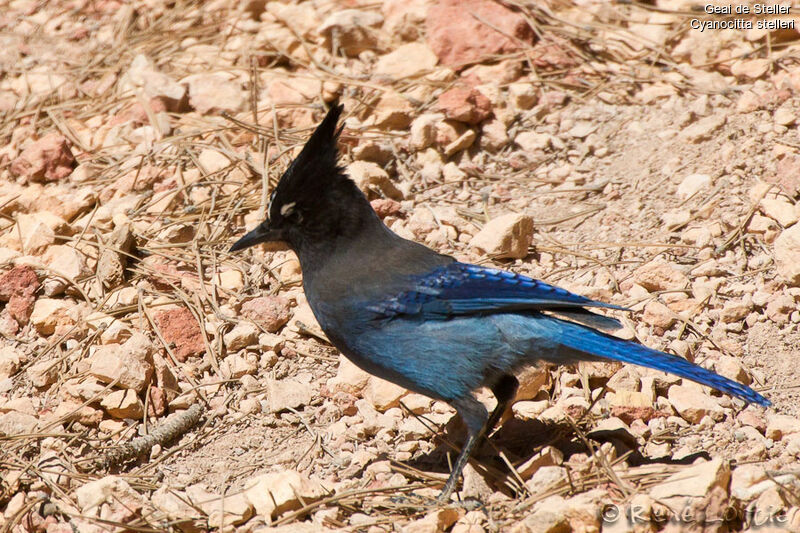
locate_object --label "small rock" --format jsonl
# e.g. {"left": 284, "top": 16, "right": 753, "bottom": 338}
{"left": 0, "top": 411, "right": 39, "bottom": 435}
{"left": 89, "top": 333, "right": 154, "bottom": 392}
{"left": 213, "top": 270, "right": 244, "bottom": 292}
{"left": 632, "top": 261, "right": 688, "bottom": 291}
{"left": 480, "top": 119, "right": 509, "bottom": 151}
{"left": 649, "top": 457, "right": 729, "bottom": 499}
{"left": 680, "top": 114, "right": 726, "bottom": 142}
{"left": 100, "top": 389, "right": 144, "bottom": 419}
{"left": 765, "top": 293, "right": 794, "bottom": 324}
{"left": 760, "top": 197, "right": 799, "bottom": 227}
{"left": 374, "top": 42, "right": 438, "bottom": 79}
{"left": 515, "top": 131, "right": 551, "bottom": 152}
{"left": 508, "top": 83, "right": 538, "bottom": 109}
{"left": 42, "top": 244, "right": 92, "bottom": 295}
{"left": 220, "top": 353, "right": 258, "bottom": 379}
{"left": 719, "top": 297, "right": 752, "bottom": 323}
{"left": 409, "top": 113, "right": 443, "bottom": 151}
{"left": 437, "top": 87, "right": 492, "bottom": 125}
{"left": 327, "top": 354, "right": 371, "bottom": 394}
{"left": 368, "top": 91, "right": 414, "bottom": 130}
{"left": 401, "top": 508, "right": 461, "bottom": 533}
{"left": 241, "top": 296, "right": 292, "bottom": 333}
{"left": 365, "top": 376, "right": 407, "bottom": 411}
{"left": 470, "top": 213, "right": 533, "bottom": 259}
{"left": 12, "top": 211, "right": 71, "bottom": 254}
{"left": 319, "top": 9, "right": 383, "bottom": 56}
{"left": 26, "top": 360, "right": 58, "bottom": 388}
{"left": 0, "top": 346, "right": 23, "bottom": 379}
{"left": 154, "top": 307, "right": 205, "bottom": 361}
{"left": 517, "top": 445, "right": 563, "bottom": 480}
{"left": 775, "top": 107, "right": 796, "bottom": 126}
{"left": 266, "top": 378, "right": 313, "bottom": 413}
{"left": 30, "top": 298, "right": 73, "bottom": 335}
{"left": 243, "top": 470, "right": 327, "bottom": 520}
{"left": 371, "top": 198, "right": 403, "bottom": 219}
{"left": 525, "top": 465, "right": 567, "bottom": 494}
{"left": 74, "top": 475, "right": 143, "bottom": 517}
{"left": 642, "top": 301, "right": 675, "bottom": 329}
{"left": 120, "top": 54, "right": 187, "bottom": 111}
{"left": 714, "top": 356, "right": 750, "bottom": 384}
{"left": 224, "top": 323, "right": 259, "bottom": 352}
{"left": 186, "top": 484, "right": 253, "bottom": 529}
{"left": 771, "top": 155, "right": 800, "bottom": 196}
{"left": 347, "top": 161, "right": 403, "bottom": 200}
{"left": 668, "top": 385, "right": 723, "bottom": 423}
{"left": 10, "top": 133, "right": 75, "bottom": 183}
{"left": 443, "top": 129, "right": 477, "bottom": 156}
{"left": 514, "top": 365, "right": 550, "bottom": 401}
{"left": 677, "top": 173, "right": 712, "bottom": 199}
{"left": 183, "top": 72, "right": 243, "bottom": 115}
{"left": 765, "top": 414, "right": 800, "bottom": 440}
{"left": 426, "top": 0, "right": 535, "bottom": 67}
{"left": 0, "top": 265, "right": 40, "bottom": 301}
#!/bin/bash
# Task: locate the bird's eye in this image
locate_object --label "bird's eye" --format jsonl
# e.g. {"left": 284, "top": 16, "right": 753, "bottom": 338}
{"left": 280, "top": 202, "right": 296, "bottom": 217}
{"left": 278, "top": 201, "right": 302, "bottom": 223}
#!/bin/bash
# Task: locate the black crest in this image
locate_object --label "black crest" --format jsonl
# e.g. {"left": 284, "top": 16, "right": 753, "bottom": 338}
{"left": 269, "top": 103, "right": 345, "bottom": 218}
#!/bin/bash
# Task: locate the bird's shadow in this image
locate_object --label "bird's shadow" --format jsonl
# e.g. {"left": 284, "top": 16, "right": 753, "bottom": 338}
{"left": 397, "top": 415, "right": 712, "bottom": 495}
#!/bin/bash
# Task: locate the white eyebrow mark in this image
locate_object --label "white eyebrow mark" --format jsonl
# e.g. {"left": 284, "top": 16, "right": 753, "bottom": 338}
{"left": 280, "top": 202, "right": 296, "bottom": 216}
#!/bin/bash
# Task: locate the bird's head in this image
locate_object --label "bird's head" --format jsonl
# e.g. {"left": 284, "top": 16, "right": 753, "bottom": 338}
{"left": 229, "top": 104, "right": 374, "bottom": 254}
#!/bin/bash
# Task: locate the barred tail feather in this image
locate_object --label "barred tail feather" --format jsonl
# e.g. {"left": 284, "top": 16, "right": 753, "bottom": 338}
{"left": 556, "top": 321, "right": 770, "bottom": 406}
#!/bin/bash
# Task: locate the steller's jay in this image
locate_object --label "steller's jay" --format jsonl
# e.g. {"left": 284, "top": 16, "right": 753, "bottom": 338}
{"left": 230, "top": 104, "right": 770, "bottom": 502}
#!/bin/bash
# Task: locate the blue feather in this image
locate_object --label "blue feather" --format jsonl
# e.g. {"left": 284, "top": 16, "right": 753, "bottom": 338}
{"left": 368, "top": 262, "right": 626, "bottom": 319}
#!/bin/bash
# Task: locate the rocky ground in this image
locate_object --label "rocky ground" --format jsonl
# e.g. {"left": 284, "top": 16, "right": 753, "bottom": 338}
{"left": 2, "top": 0, "right": 800, "bottom": 531}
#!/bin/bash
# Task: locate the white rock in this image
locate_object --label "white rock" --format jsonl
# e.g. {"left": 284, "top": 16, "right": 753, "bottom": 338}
{"left": 346, "top": 161, "right": 403, "bottom": 200}
{"left": 265, "top": 378, "right": 313, "bottom": 413}
{"left": 318, "top": 9, "right": 383, "bottom": 56}
{"left": 30, "top": 298, "right": 73, "bottom": 335}
{"left": 515, "top": 131, "right": 551, "bottom": 152}
{"left": 470, "top": 213, "right": 534, "bottom": 259}
{"left": 765, "top": 414, "right": 800, "bottom": 440}
{"left": 26, "top": 360, "right": 58, "bottom": 388}
{"left": 374, "top": 43, "right": 438, "bottom": 79}
{"left": 100, "top": 389, "right": 144, "bottom": 419}
{"left": 327, "top": 354, "right": 371, "bottom": 394}
{"left": 89, "top": 333, "right": 154, "bottom": 392}
{"left": 650, "top": 457, "right": 729, "bottom": 499}
{"left": 668, "top": 385, "right": 723, "bottom": 423}
{"left": 508, "top": 82, "right": 538, "bottom": 109}
{"left": 224, "top": 323, "right": 259, "bottom": 352}
{"left": 774, "top": 224, "right": 800, "bottom": 285}
{"left": 760, "top": 197, "right": 799, "bottom": 227}
{"left": 677, "top": 173, "right": 712, "bottom": 199}
{"left": 243, "top": 471, "right": 327, "bottom": 519}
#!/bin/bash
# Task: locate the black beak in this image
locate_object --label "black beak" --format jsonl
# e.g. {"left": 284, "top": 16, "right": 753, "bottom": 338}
{"left": 229, "top": 221, "right": 284, "bottom": 252}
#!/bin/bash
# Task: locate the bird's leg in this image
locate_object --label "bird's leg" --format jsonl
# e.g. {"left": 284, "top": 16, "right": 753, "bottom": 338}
{"left": 437, "top": 374, "right": 519, "bottom": 503}
{"left": 486, "top": 374, "right": 519, "bottom": 432}
{"left": 438, "top": 419, "right": 483, "bottom": 503}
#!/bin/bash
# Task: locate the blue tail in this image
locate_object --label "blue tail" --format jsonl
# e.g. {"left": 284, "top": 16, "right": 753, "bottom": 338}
{"left": 555, "top": 319, "right": 770, "bottom": 406}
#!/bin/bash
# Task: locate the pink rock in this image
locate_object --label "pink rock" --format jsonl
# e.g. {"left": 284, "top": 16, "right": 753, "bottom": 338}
{"left": 426, "top": 0, "right": 535, "bottom": 68}
{"left": 437, "top": 87, "right": 492, "bottom": 125}
{"left": 154, "top": 308, "right": 205, "bottom": 362}
{"left": 241, "top": 296, "right": 292, "bottom": 333}
{"left": 7, "top": 294, "right": 35, "bottom": 326}
{"left": 370, "top": 198, "right": 402, "bottom": 219}
{"left": 0, "top": 265, "right": 40, "bottom": 301}
{"left": 148, "top": 386, "right": 166, "bottom": 417}
{"left": 769, "top": 155, "right": 800, "bottom": 196}
{"left": 10, "top": 133, "right": 76, "bottom": 183}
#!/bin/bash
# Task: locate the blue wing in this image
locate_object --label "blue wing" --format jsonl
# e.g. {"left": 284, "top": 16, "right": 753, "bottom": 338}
{"left": 367, "top": 262, "right": 627, "bottom": 321}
